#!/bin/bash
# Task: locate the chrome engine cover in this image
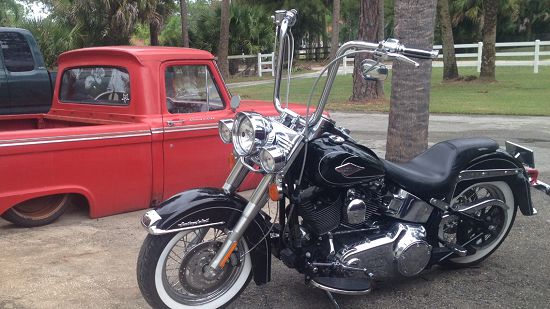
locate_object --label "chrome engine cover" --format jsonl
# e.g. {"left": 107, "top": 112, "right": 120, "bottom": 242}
{"left": 337, "top": 223, "right": 431, "bottom": 278}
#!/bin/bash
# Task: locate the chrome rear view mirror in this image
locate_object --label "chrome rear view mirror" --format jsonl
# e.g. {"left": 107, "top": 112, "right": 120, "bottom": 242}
{"left": 361, "top": 59, "right": 388, "bottom": 81}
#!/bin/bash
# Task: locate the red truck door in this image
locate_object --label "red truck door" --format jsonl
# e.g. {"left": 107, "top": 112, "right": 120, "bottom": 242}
{"left": 161, "top": 61, "right": 235, "bottom": 199}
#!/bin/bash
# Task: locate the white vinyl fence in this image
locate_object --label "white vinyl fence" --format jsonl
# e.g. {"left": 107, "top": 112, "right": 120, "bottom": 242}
{"left": 227, "top": 52, "right": 275, "bottom": 77}
{"left": 227, "top": 40, "right": 550, "bottom": 77}
{"left": 339, "top": 40, "right": 550, "bottom": 75}
{"left": 432, "top": 40, "right": 550, "bottom": 73}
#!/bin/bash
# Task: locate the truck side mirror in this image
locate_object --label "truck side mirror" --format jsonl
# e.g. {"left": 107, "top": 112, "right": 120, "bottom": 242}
{"left": 230, "top": 95, "right": 241, "bottom": 112}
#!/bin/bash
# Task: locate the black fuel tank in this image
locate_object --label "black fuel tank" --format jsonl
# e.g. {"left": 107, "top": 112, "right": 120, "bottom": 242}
{"left": 304, "top": 136, "right": 384, "bottom": 188}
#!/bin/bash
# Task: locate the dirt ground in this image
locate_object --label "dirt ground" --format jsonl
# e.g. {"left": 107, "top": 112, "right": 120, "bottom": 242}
{"left": 1, "top": 113, "right": 550, "bottom": 309}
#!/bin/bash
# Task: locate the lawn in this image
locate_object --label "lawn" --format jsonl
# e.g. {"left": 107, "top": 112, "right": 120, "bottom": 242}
{"left": 231, "top": 66, "right": 550, "bottom": 116}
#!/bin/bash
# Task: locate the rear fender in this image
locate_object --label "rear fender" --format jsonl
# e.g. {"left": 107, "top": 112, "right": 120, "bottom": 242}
{"left": 451, "top": 149, "right": 535, "bottom": 216}
{"left": 152, "top": 187, "right": 272, "bottom": 285}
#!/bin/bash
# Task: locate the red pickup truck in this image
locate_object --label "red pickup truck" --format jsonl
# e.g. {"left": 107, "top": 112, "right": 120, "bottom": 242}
{"left": 0, "top": 46, "right": 285, "bottom": 227}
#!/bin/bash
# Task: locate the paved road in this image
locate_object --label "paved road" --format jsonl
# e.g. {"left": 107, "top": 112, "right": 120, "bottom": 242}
{"left": 1, "top": 113, "right": 549, "bottom": 309}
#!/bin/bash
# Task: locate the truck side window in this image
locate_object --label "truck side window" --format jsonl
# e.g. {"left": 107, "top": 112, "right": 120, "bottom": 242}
{"left": 59, "top": 67, "right": 131, "bottom": 105}
{"left": 165, "top": 65, "right": 225, "bottom": 114}
{"left": 0, "top": 32, "right": 35, "bottom": 72}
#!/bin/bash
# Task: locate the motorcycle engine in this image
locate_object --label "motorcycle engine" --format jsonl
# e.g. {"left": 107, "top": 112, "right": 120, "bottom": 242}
{"left": 336, "top": 223, "right": 432, "bottom": 278}
{"left": 293, "top": 183, "right": 432, "bottom": 279}
{"left": 296, "top": 183, "right": 385, "bottom": 235}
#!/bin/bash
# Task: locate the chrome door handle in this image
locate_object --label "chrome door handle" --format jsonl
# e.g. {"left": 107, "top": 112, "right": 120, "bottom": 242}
{"left": 166, "top": 119, "right": 185, "bottom": 127}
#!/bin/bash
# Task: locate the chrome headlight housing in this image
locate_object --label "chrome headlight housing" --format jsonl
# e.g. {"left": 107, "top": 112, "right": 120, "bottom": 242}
{"left": 218, "top": 119, "right": 234, "bottom": 144}
{"left": 232, "top": 112, "right": 272, "bottom": 156}
{"left": 259, "top": 146, "right": 286, "bottom": 173}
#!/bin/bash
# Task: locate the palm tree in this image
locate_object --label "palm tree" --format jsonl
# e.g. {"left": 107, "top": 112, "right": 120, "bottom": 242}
{"left": 139, "top": 0, "right": 176, "bottom": 46}
{"left": 0, "top": 0, "right": 23, "bottom": 25}
{"left": 218, "top": 0, "right": 230, "bottom": 78}
{"left": 385, "top": 0, "right": 437, "bottom": 163}
{"left": 479, "top": 0, "right": 498, "bottom": 81}
{"left": 61, "top": 0, "right": 140, "bottom": 46}
{"left": 329, "top": 0, "right": 341, "bottom": 60}
{"left": 180, "top": 0, "right": 189, "bottom": 47}
{"left": 437, "top": 0, "right": 459, "bottom": 80}
{"left": 350, "top": 0, "right": 384, "bottom": 102}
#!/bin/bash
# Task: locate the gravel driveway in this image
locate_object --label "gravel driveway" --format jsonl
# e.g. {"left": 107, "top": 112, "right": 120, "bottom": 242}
{"left": 1, "top": 113, "right": 549, "bottom": 309}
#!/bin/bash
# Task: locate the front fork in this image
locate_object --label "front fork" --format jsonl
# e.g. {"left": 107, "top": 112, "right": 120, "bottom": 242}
{"left": 207, "top": 159, "right": 274, "bottom": 275}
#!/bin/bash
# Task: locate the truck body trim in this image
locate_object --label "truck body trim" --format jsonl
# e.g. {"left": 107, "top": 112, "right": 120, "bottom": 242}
{"left": 0, "top": 130, "right": 151, "bottom": 147}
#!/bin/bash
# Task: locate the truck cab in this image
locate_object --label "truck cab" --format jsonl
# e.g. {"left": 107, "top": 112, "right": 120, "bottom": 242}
{"left": 0, "top": 27, "right": 54, "bottom": 114}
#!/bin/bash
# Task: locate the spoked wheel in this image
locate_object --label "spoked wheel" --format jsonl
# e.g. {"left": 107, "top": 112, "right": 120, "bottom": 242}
{"left": 137, "top": 227, "right": 252, "bottom": 309}
{"left": 1, "top": 194, "right": 71, "bottom": 227}
{"left": 440, "top": 181, "right": 517, "bottom": 267}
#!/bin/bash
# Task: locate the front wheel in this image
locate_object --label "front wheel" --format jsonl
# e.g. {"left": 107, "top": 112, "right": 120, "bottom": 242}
{"left": 440, "top": 181, "right": 517, "bottom": 267}
{"left": 137, "top": 227, "right": 252, "bottom": 309}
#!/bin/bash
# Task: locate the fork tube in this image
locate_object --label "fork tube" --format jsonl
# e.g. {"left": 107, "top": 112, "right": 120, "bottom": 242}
{"left": 222, "top": 158, "right": 249, "bottom": 194}
{"left": 208, "top": 174, "right": 274, "bottom": 271}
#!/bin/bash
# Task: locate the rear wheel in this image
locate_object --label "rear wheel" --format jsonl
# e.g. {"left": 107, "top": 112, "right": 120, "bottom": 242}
{"left": 1, "top": 194, "right": 71, "bottom": 227}
{"left": 440, "top": 181, "right": 517, "bottom": 267}
{"left": 137, "top": 227, "right": 252, "bottom": 308}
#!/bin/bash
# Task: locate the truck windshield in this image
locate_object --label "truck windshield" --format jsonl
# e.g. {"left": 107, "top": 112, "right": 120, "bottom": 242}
{"left": 59, "top": 67, "right": 130, "bottom": 105}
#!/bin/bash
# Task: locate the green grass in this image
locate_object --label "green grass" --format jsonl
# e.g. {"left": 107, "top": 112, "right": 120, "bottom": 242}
{"left": 232, "top": 66, "right": 550, "bottom": 116}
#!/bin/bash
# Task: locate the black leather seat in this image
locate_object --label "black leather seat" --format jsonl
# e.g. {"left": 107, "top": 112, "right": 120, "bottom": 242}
{"left": 382, "top": 138, "right": 499, "bottom": 201}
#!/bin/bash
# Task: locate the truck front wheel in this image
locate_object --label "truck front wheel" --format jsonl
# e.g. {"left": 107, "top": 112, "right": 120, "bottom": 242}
{"left": 2, "top": 194, "right": 71, "bottom": 227}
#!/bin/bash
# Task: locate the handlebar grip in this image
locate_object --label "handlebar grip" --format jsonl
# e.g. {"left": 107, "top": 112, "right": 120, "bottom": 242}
{"left": 402, "top": 47, "right": 439, "bottom": 60}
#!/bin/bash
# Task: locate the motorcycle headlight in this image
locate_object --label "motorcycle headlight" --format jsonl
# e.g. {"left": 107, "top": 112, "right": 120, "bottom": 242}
{"left": 232, "top": 112, "right": 271, "bottom": 156}
{"left": 218, "top": 119, "right": 234, "bottom": 144}
{"left": 259, "top": 146, "right": 286, "bottom": 173}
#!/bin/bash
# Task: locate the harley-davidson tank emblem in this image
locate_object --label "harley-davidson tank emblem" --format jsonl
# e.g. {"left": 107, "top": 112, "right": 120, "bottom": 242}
{"left": 335, "top": 162, "right": 365, "bottom": 177}
{"left": 177, "top": 218, "right": 210, "bottom": 228}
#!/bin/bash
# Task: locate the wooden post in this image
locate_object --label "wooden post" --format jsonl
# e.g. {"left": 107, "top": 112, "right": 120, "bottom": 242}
{"left": 534, "top": 39, "right": 540, "bottom": 74}
{"left": 477, "top": 41, "right": 483, "bottom": 73}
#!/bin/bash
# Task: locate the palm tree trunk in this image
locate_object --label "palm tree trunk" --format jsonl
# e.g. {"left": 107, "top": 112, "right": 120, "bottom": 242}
{"left": 180, "top": 0, "right": 189, "bottom": 47}
{"left": 218, "top": 0, "right": 230, "bottom": 78}
{"left": 385, "top": 0, "right": 437, "bottom": 163}
{"left": 480, "top": 0, "right": 497, "bottom": 81}
{"left": 150, "top": 21, "right": 160, "bottom": 46}
{"left": 437, "top": 0, "right": 459, "bottom": 80}
{"left": 350, "top": 0, "right": 384, "bottom": 102}
{"left": 329, "top": 0, "right": 341, "bottom": 60}
{"left": 376, "top": 0, "right": 384, "bottom": 95}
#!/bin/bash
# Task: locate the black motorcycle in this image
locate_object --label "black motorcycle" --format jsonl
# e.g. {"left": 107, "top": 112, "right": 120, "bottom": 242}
{"left": 136, "top": 9, "right": 550, "bottom": 309}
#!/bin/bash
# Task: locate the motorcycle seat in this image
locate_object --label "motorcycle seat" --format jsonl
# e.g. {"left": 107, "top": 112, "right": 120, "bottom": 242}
{"left": 382, "top": 138, "right": 499, "bottom": 201}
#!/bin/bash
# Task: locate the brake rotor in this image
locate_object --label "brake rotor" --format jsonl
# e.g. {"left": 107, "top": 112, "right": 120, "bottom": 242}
{"left": 178, "top": 241, "right": 236, "bottom": 295}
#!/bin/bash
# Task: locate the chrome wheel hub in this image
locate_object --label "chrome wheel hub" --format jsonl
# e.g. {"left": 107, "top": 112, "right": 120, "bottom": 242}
{"left": 179, "top": 241, "right": 234, "bottom": 295}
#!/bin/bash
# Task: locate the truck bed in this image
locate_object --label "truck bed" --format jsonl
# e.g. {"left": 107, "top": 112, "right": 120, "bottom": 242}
{"left": 0, "top": 114, "right": 120, "bottom": 132}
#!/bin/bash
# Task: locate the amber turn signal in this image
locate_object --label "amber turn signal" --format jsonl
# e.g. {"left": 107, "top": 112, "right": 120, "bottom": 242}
{"left": 269, "top": 182, "right": 281, "bottom": 201}
{"left": 228, "top": 152, "right": 236, "bottom": 169}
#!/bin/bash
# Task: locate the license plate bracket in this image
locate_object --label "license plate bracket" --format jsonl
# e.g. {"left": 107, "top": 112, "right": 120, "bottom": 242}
{"left": 505, "top": 141, "right": 535, "bottom": 168}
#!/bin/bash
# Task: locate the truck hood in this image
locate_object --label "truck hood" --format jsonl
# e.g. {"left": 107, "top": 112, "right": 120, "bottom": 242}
{"left": 237, "top": 99, "right": 316, "bottom": 118}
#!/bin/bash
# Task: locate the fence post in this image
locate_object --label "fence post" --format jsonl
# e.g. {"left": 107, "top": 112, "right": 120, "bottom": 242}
{"left": 534, "top": 39, "right": 540, "bottom": 74}
{"left": 477, "top": 41, "right": 483, "bottom": 73}
{"left": 257, "top": 53, "right": 262, "bottom": 77}
{"left": 271, "top": 52, "right": 275, "bottom": 77}
{"left": 343, "top": 56, "right": 348, "bottom": 75}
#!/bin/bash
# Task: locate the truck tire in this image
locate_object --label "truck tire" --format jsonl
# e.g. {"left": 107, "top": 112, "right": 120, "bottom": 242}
{"left": 1, "top": 194, "right": 71, "bottom": 227}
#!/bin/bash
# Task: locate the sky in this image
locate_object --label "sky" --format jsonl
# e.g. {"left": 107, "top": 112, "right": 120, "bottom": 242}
{"left": 17, "top": 1, "right": 50, "bottom": 20}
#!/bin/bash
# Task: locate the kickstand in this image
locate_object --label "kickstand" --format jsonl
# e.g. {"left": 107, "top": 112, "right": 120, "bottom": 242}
{"left": 324, "top": 290, "right": 340, "bottom": 309}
